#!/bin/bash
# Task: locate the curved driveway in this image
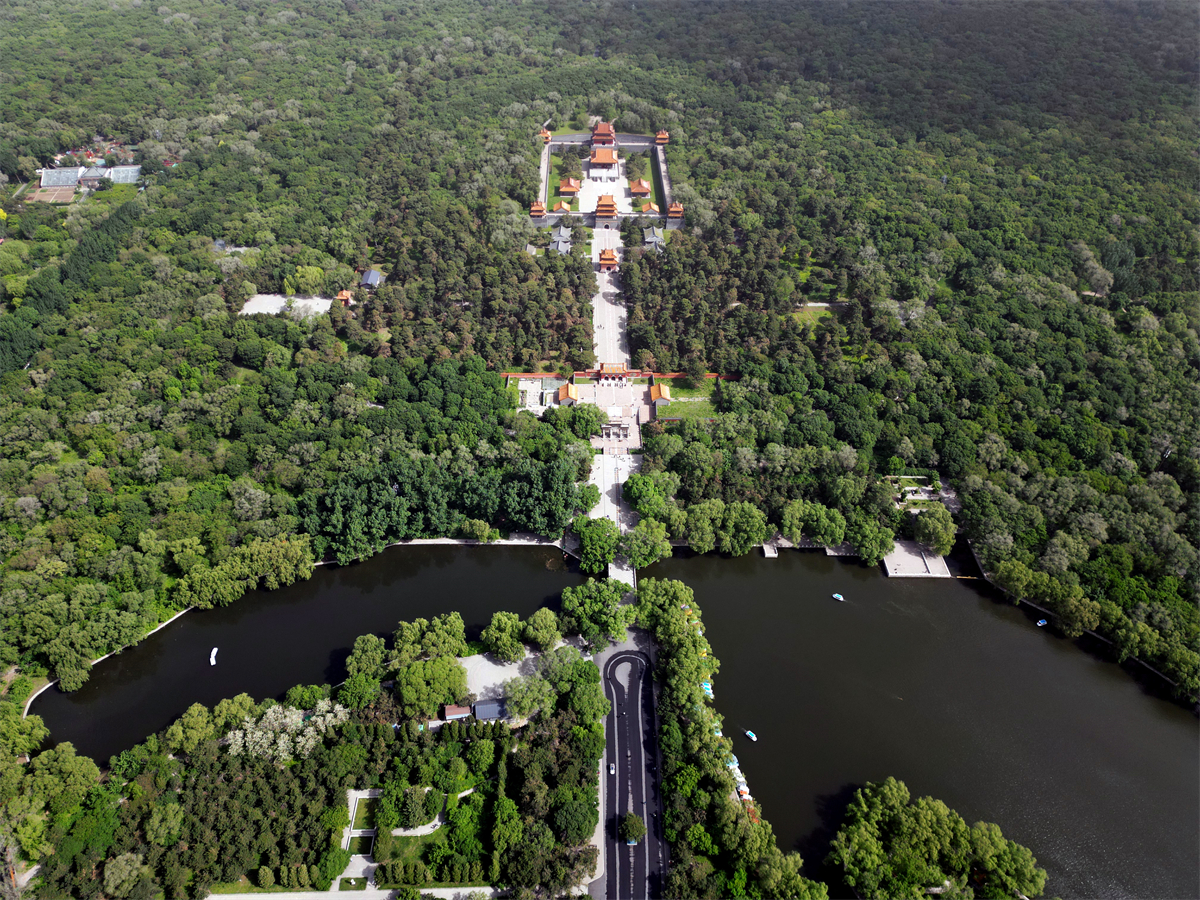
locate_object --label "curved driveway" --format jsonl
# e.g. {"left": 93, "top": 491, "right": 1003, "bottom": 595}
{"left": 602, "top": 651, "right": 666, "bottom": 898}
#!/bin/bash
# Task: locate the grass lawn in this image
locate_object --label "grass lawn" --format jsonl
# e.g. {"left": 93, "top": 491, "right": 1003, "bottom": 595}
{"left": 352, "top": 797, "right": 378, "bottom": 830}
{"left": 664, "top": 378, "right": 715, "bottom": 399}
{"left": 88, "top": 183, "right": 139, "bottom": 208}
{"left": 792, "top": 306, "right": 833, "bottom": 327}
{"left": 347, "top": 836, "right": 373, "bottom": 856}
{"left": 657, "top": 399, "right": 716, "bottom": 421}
{"left": 339, "top": 878, "right": 368, "bottom": 891}
{"left": 550, "top": 154, "right": 583, "bottom": 209}
{"left": 209, "top": 878, "right": 294, "bottom": 894}
{"left": 388, "top": 827, "right": 447, "bottom": 867}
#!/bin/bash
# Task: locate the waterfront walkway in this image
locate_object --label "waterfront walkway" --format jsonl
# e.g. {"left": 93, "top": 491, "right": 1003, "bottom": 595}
{"left": 882, "top": 540, "right": 952, "bottom": 578}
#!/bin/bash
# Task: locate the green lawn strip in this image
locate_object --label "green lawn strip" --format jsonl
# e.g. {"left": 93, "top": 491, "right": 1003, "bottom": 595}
{"left": 657, "top": 399, "right": 716, "bottom": 420}
{"left": 352, "top": 796, "right": 378, "bottom": 830}
{"left": 209, "top": 878, "right": 294, "bottom": 893}
{"left": 548, "top": 153, "right": 564, "bottom": 204}
{"left": 88, "top": 183, "right": 139, "bottom": 208}
{"left": 550, "top": 158, "right": 582, "bottom": 211}
{"left": 662, "top": 378, "right": 714, "bottom": 399}
{"left": 339, "top": 878, "right": 368, "bottom": 891}
{"left": 792, "top": 306, "right": 833, "bottom": 327}
{"left": 347, "top": 835, "right": 373, "bottom": 855}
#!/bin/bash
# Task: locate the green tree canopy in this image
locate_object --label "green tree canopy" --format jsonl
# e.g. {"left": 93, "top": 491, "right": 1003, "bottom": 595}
{"left": 827, "top": 778, "right": 1047, "bottom": 900}
{"left": 914, "top": 504, "right": 958, "bottom": 556}
{"left": 522, "top": 607, "right": 562, "bottom": 652}
{"left": 560, "top": 578, "right": 632, "bottom": 644}
{"left": 393, "top": 657, "right": 468, "bottom": 720}
{"left": 620, "top": 518, "right": 674, "bottom": 569}
{"left": 481, "top": 611, "right": 526, "bottom": 663}
{"left": 574, "top": 516, "right": 621, "bottom": 575}
{"left": 782, "top": 499, "right": 847, "bottom": 548}
{"left": 619, "top": 813, "right": 646, "bottom": 844}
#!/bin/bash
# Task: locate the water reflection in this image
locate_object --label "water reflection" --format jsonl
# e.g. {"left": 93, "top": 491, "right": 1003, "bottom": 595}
{"left": 644, "top": 550, "right": 1199, "bottom": 900}
{"left": 35, "top": 545, "right": 581, "bottom": 762}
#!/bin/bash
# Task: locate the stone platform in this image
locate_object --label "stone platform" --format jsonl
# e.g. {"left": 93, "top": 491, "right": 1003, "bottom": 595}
{"left": 882, "top": 540, "right": 952, "bottom": 578}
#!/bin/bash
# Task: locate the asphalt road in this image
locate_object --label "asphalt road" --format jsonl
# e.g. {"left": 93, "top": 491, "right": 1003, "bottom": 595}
{"left": 603, "top": 651, "right": 667, "bottom": 898}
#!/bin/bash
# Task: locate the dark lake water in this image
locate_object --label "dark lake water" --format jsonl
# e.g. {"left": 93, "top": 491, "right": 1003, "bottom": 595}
{"left": 34, "top": 544, "right": 582, "bottom": 762}
{"left": 643, "top": 551, "right": 1199, "bottom": 900}
{"left": 35, "top": 545, "right": 1198, "bottom": 898}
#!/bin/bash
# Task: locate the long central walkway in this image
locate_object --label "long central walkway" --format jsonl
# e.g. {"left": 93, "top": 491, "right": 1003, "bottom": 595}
{"left": 591, "top": 227, "right": 629, "bottom": 367}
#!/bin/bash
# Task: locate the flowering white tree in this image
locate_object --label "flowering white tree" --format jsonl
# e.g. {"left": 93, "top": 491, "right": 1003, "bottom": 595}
{"left": 226, "top": 700, "right": 348, "bottom": 762}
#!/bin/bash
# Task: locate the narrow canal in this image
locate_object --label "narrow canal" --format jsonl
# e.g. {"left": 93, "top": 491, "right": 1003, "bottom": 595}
{"left": 33, "top": 546, "right": 1198, "bottom": 898}
{"left": 644, "top": 551, "right": 1199, "bottom": 900}
{"left": 34, "top": 545, "right": 582, "bottom": 763}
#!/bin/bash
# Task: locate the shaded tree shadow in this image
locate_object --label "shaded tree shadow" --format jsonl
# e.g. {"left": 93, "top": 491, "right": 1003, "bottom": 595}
{"left": 793, "top": 782, "right": 861, "bottom": 892}
{"left": 323, "top": 644, "right": 353, "bottom": 686}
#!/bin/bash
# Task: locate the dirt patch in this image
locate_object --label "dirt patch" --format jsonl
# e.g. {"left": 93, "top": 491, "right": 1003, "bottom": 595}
{"left": 25, "top": 186, "right": 77, "bottom": 203}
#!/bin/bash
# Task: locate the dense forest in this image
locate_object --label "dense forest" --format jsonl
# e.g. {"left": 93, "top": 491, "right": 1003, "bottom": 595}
{"left": 0, "top": 0, "right": 1195, "bottom": 893}
{"left": 1, "top": 0, "right": 1194, "bottom": 691}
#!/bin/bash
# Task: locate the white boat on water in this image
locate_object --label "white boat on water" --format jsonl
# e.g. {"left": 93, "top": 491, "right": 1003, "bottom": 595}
{"left": 209, "top": 647, "right": 218, "bottom": 666}
{"left": 832, "top": 593, "right": 845, "bottom": 602}
{"left": 744, "top": 729, "right": 758, "bottom": 742}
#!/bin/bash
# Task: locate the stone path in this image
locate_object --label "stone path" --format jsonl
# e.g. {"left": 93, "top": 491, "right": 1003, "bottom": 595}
{"left": 588, "top": 453, "right": 640, "bottom": 534}
{"left": 538, "top": 142, "right": 551, "bottom": 204}
{"left": 341, "top": 789, "right": 381, "bottom": 851}
{"left": 591, "top": 266, "right": 629, "bottom": 367}
{"left": 654, "top": 146, "right": 674, "bottom": 206}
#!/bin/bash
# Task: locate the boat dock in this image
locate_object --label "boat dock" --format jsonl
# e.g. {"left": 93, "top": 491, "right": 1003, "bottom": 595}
{"left": 761, "top": 543, "right": 779, "bottom": 558}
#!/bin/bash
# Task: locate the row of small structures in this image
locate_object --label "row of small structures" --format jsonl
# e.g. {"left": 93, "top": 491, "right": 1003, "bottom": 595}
{"left": 532, "top": 193, "right": 682, "bottom": 220}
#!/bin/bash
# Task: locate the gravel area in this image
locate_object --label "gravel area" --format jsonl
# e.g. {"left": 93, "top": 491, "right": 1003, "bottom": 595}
{"left": 240, "top": 293, "right": 332, "bottom": 317}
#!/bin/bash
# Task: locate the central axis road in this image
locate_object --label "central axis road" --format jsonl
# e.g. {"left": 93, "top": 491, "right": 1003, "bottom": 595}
{"left": 602, "top": 651, "right": 666, "bottom": 898}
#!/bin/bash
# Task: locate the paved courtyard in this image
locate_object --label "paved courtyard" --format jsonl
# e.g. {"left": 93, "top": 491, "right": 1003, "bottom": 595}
{"left": 578, "top": 160, "right": 633, "bottom": 214}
